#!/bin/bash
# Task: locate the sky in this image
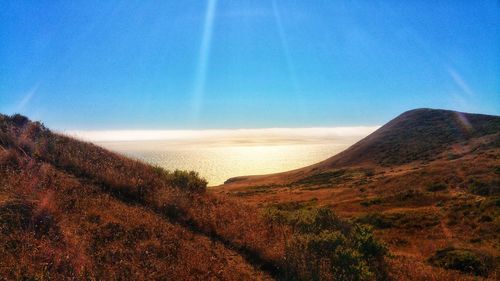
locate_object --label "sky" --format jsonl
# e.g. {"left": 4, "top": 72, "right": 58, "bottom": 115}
{"left": 1, "top": 0, "right": 499, "bottom": 131}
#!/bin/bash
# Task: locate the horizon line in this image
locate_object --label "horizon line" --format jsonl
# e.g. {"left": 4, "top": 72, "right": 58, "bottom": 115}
{"left": 67, "top": 126, "right": 381, "bottom": 143}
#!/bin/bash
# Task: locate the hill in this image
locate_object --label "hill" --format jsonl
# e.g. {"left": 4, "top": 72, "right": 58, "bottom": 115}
{"left": 0, "top": 113, "right": 390, "bottom": 280}
{"left": 318, "top": 108, "right": 500, "bottom": 167}
{"left": 0, "top": 114, "right": 277, "bottom": 280}
{"left": 218, "top": 108, "right": 500, "bottom": 279}
{"left": 1, "top": 110, "right": 498, "bottom": 280}
{"left": 223, "top": 108, "right": 500, "bottom": 186}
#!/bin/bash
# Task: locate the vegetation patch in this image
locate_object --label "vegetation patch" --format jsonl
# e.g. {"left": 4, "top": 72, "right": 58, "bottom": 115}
{"left": 263, "top": 205, "right": 388, "bottom": 280}
{"left": 357, "top": 210, "right": 440, "bottom": 230}
{"left": 426, "top": 183, "right": 447, "bottom": 192}
{"left": 0, "top": 199, "right": 61, "bottom": 240}
{"left": 162, "top": 169, "right": 208, "bottom": 193}
{"left": 385, "top": 189, "right": 438, "bottom": 207}
{"left": 446, "top": 196, "right": 500, "bottom": 240}
{"left": 32, "top": 209, "right": 62, "bottom": 240}
{"left": 293, "top": 169, "right": 347, "bottom": 186}
{"left": 468, "top": 180, "right": 499, "bottom": 196}
{"left": 360, "top": 197, "right": 383, "bottom": 207}
{"left": 428, "top": 247, "right": 495, "bottom": 277}
{"left": 0, "top": 200, "right": 34, "bottom": 234}
{"left": 231, "top": 185, "right": 280, "bottom": 196}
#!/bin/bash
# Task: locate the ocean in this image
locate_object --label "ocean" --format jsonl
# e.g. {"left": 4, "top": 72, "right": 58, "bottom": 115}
{"left": 73, "top": 127, "right": 377, "bottom": 186}
{"left": 96, "top": 141, "right": 353, "bottom": 186}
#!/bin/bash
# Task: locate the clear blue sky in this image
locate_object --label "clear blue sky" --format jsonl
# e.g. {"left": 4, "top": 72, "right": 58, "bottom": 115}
{"left": 1, "top": 0, "right": 499, "bottom": 130}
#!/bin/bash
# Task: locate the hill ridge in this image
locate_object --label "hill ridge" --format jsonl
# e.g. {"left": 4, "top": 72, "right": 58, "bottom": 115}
{"left": 223, "top": 108, "right": 500, "bottom": 185}
{"left": 323, "top": 108, "right": 500, "bottom": 167}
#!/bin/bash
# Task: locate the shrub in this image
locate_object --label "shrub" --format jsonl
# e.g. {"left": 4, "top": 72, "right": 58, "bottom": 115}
{"left": 428, "top": 247, "right": 494, "bottom": 277}
{"left": 0, "top": 200, "right": 34, "bottom": 234}
{"left": 364, "top": 169, "right": 375, "bottom": 177}
{"left": 469, "top": 180, "right": 499, "bottom": 196}
{"left": 0, "top": 149, "right": 20, "bottom": 168}
{"left": 264, "top": 206, "right": 387, "bottom": 280}
{"left": 32, "top": 209, "right": 62, "bottom": 240}
{"left": 426, "top": 183, "right": 447, "bottom": 192}
{"left": 0, "top": 130, "right": 14, "bottom": 148}
{"left": 284, "top": 224, "right": 387, "bottom": 280}
{"left": 360, "top": 198, "right": 382, "bottom": 207}
{"left": 166, "top": 170, "right": 208, "bottom": 193}
{"left": 356, "top": 213, "right": 393, "bottom": 229}
{"left": 9, "top": 113, "right": 29, "bottom": 127}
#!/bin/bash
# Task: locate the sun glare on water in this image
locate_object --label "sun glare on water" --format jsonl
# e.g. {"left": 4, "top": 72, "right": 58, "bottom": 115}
{"left": 71, "top": 127, "right": 378, "bottom": 186}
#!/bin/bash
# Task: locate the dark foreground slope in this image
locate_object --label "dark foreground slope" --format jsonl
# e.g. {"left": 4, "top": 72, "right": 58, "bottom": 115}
{"left": 218, "top": 109, "right": 500, "bottom": 280}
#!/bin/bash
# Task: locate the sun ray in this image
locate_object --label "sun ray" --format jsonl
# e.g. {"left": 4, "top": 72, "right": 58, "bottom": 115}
{"left": 191, "top": 0, "right": 218, "bottom": 122}
{"left": 272, "top": 0, "right": 297, "bottom": 90}
{"left": 271, "top": 0, "right": 305, "bottom": 116}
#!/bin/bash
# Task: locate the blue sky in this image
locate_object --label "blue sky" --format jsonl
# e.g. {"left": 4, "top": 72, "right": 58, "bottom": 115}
{"left": 1, "top": 0, "right": 499, "bottom": 130}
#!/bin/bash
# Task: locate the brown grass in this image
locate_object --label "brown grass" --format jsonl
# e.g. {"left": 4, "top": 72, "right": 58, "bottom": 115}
{"left": 217, "top": 117, "right": 500, "bottom": 280}
{"left": 2, "top": 111, "right": 499, "bottom": 280}
{"left": 0, "top": 114, "right": 278, "bottom": 280}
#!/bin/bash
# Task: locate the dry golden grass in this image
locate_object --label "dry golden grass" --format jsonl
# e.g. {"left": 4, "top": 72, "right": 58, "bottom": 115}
{"left": 0, "top": 114, "right": 279, "bottom": 280}
{"left": 0, "top": 154, "right": 274, "bottom": 280}
{"left": 217, "top": 117, "right": 500, "bottom": 279}
{"left": 217, "top": 148, "right": 500, "bottom": 279}
{"left": 1, "top": 110, "right": 498, "bottom": 280}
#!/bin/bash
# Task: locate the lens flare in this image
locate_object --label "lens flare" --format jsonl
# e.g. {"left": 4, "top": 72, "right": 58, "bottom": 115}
{"left": 454, "top": 111, "right": 473, "bottom": 133}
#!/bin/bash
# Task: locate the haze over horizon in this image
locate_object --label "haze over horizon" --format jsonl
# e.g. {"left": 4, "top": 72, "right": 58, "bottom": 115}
{"left": 1, "top": 0, "right": 499, "bottom": 131}
{"left": 69, "top": 126, "right": 379, "bottom": 143}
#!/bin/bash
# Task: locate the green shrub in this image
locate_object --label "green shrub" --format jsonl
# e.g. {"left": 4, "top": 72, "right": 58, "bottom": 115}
{"left": 428, "top": 247, "right": 494, "bottom": 277}
{"left": 167, "top": 170, "right": 208, "bottom": 193}
{"left": 264, "top": 206, "right": 387, "bottom": 280}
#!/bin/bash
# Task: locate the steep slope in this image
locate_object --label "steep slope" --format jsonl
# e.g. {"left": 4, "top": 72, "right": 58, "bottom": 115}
{"left": 0, "top": 114, "right": 278, "bottom": 280}
{"left": 318, "top": 108, "right": 500, "bottom": 167}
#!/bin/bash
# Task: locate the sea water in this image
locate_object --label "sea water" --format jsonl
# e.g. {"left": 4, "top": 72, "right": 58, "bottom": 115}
{"left": 96, "top": 141, "right": 355, "bottom": 186}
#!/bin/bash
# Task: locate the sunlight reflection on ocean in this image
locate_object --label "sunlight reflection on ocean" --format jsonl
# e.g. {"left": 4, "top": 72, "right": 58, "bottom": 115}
{"left": 97, "top": 141, "right": 355, "bottom": 186}
{"left": 71, "top": 127, "right": 378, "bottom": 186}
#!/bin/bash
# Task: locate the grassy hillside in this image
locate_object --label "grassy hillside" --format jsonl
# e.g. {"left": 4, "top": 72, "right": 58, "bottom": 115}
{"left": 0, "top": 114, "right": 389, "bottom": 280}
{"left": 219, "top": 109, "right": 500, "bottom": 280}
{"left": 2, "top": 110, "right": 498, "bottom": 280}
{"left": 321, "top": 108, "right": 500, "bottom": 167}
{"left": 0, "top": 114, "right": 275, "bottom": 280}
